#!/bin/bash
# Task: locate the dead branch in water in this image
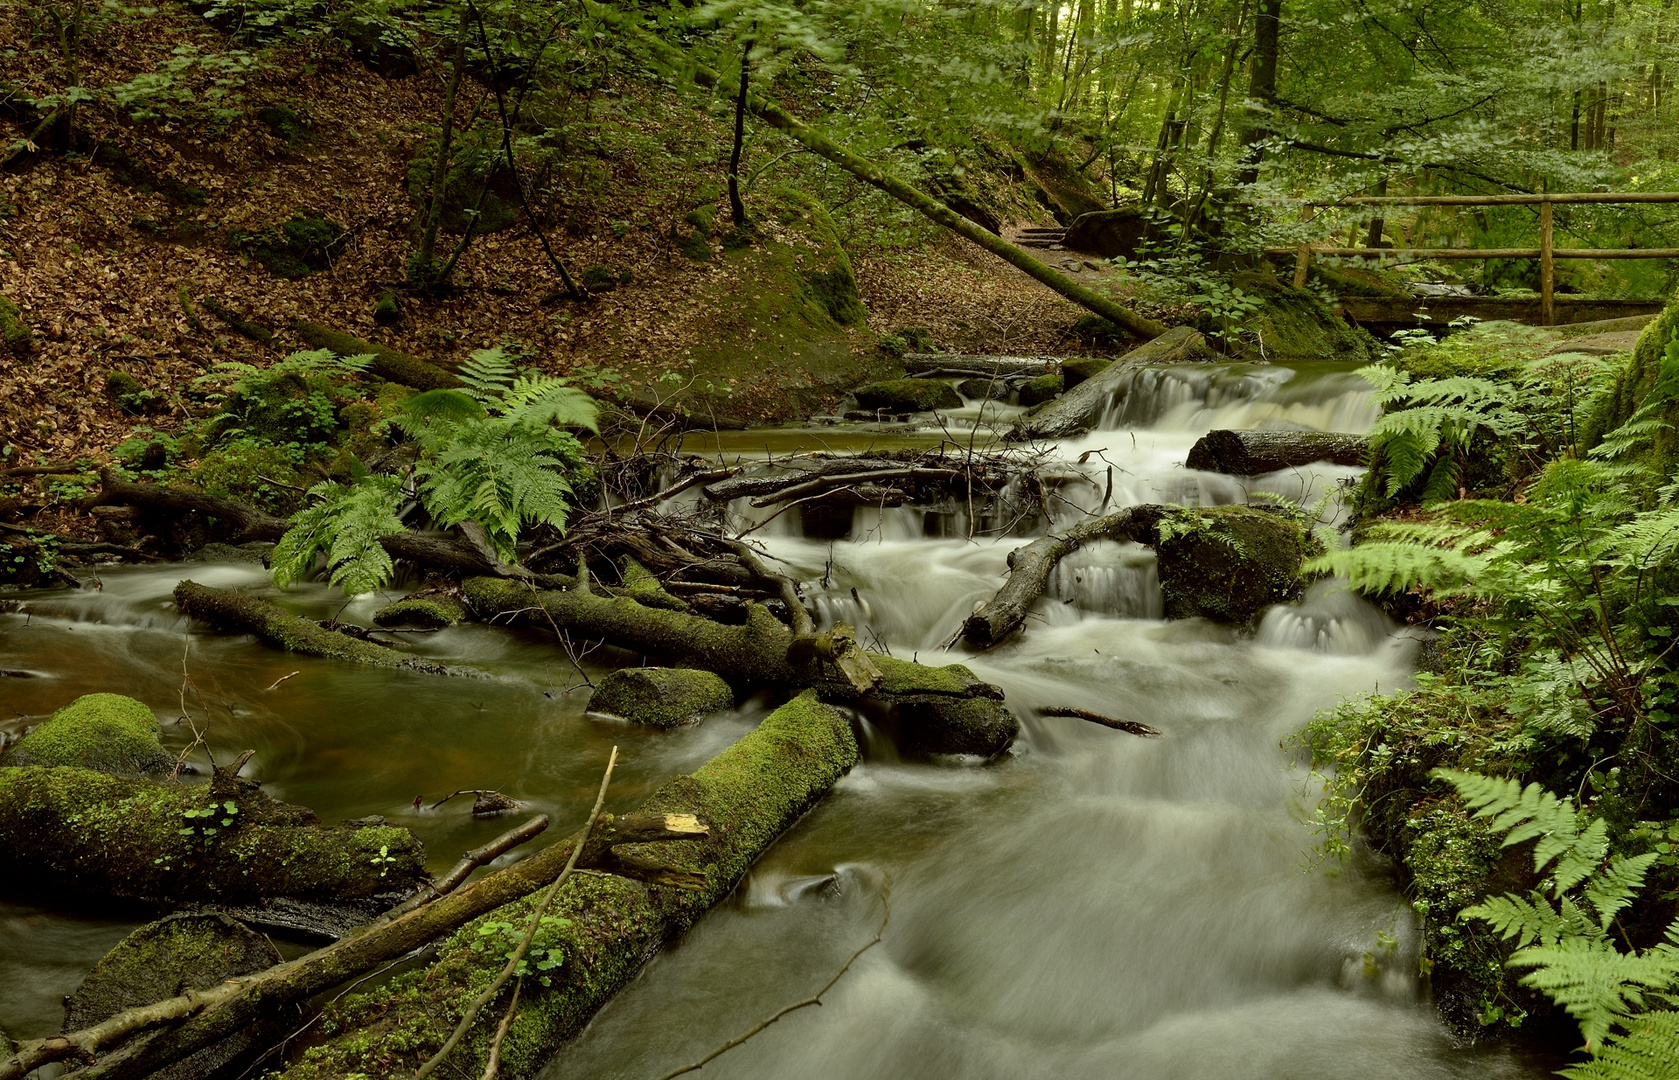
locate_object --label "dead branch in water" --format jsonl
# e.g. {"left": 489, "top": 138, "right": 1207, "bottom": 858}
{"left": 1039, "top": 707, "right": 1163, "bottom": 738}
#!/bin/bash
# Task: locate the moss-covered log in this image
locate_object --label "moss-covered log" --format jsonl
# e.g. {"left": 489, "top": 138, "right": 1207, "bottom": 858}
{"left": 291, "top": 320, "right": 462, "bottom": 391}
{"left": 174, "top": 580, "right": 458, "bottom": 673}
{"left": 0, "top": 765, "right": 426, "bottom": 906}
{"left": 0, "top": 293, "right": 33, "bottom": 357}
{"left": 1009, "top": 326, "right": 1212, "bottom": 441}
{"left": 274, "top": 692, "right": 857, "bottom": 1080}
{"left": 464, "top": 577, "right": 1017, "bottom": 756}
{"left": 587, "top": 667, "right": 735, "bottom": 728}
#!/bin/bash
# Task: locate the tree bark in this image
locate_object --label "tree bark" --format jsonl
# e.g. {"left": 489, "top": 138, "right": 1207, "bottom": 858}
{"left": 606, "top": 6, "right": 1167, "bottom": 341}
{"left": 291, "top": 320, "right": 462, "bottom": 391}
{"left": 1235, "top": 0, "right": 1282, "bottom": 186}
{"left": 961, "top": 506, "right": 1158, "bottom": 649}
{"left": 1008, "top": 326, "right": 1211, "bottom": 441}
{"left": 1185, "top": 429, "right": 1368, "bottom": 475}
{"left": 728, "top": 40, "right": 751, "bottom": 226}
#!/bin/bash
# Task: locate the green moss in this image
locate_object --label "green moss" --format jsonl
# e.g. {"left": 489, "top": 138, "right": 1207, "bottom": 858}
{"left": 1307, "top": 263, "right": 1411, "bottom": 298}
{"left": 771, "top": 188, "right": 865, "bottom": 326}
{"left": 106, "top": 371, "right": 164, "bottom": 415}
{"left": 192, "top": 440, "right": 305, "bottom": 516}
{"left": 1153, "top": 505, "right": 1308, "bottom": 623}
{"left": 292, "top": 321, "right": 461, "bottom": 392}
{"left": 276, "top": 692, "right": 857, "bottom": 1080}
{"left": 0, "top": 765, "right": 426, "bottom": 904}
{"left": 587, "top": 667, "right": 734, "bottom": 728}
{"left": 1588, "top": 287, "right": 1679, "bottom": 465}
{"left": 1060, "top": 357, "right": 1110, "bottom": 388}
{"left": 229, "top": 216, "right": 348, "bottom": 280}
{"left": 255, "top": 104, "right": 312, "bottom": 148}
{"left": 1229, "top": 272, "right": 1380, "bottom": 363}
{"left": 1018, "top": 372, "right": 1063, "bottom": 406}
{"left": 65, "top": 913, "right": 280, "bottom": 1029}
{"left": 372, "top": 291, "right": 402, "bottom": 325}
{"left": 0, "top": 293, "right": 31, "bottom": 357}
{"left": 6, "top": 693, "right": 173, "bottom": 776}
{"left": 175, "top": 580, "right": 452, "bottom": 672}
{"left": 373, "top": 594, "right": 465, "bottom": 629}
{"left": 853, "top": 378, "right": 962, "bottom": 412}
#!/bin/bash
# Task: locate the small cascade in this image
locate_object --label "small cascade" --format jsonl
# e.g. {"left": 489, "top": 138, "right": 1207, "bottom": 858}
{"left": 1044, "top": 541, "right": 1162, "bottom": 620}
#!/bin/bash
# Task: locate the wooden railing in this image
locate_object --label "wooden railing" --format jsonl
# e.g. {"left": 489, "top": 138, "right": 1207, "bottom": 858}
{"left": 1262, "top": 191, "right": 1679, "bottom": 325}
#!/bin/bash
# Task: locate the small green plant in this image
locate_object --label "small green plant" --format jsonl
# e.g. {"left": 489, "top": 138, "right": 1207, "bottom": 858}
{"left": 370, "top": 843, "right": 400, "bottom": 878}
{"left": 178, "top": 799, "right": 239, "bottom": 848}
{"left": 470, "top": 914, "right": 570, "bottom": 987}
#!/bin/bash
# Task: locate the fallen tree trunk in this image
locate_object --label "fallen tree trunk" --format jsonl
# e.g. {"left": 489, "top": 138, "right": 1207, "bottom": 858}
{"left": 33, "top": 694, "right": 849, "bottom": 1080}
{"left": 174, "top": 580, "right": 461, "bottom": 673}
{"left": 464, "top": 576, "right": 1017, "bottom": 757}
{"left": 1185, "top": 429, "right": 1368, "bottom": 475}
{"left": 0, "top": 765, "right": 428, "bottom": 907}
{"left": 962, "top": 507, "right": 1157, "bottom": 649}
{"left": 901, "top": 354, "right": 1057, "bottom": 379}
{"left": 605, "top": 9, "right": 1167, "bottom": 341}
{"left": 1009, "top": 326, "right": 1212, "bottom": 441}
{"left": 291, "top": 320, "right": 462, "bottom": 391}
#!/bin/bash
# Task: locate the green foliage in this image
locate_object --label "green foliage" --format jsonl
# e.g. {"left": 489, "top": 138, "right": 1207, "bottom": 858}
{"left": 196, "top": 349, "right": 371, "bottom": 456}
{"left": 470, "top": 915, "right": 570, "bottom": 987}
{"left": 192, "top": 439, "right": 306, "bottom": 516}
{"left": 271, "top": 472, "right": 405, "bottom": 595}
{"left": 1438, "top": 770, "right": 1679, "bottom": 1061}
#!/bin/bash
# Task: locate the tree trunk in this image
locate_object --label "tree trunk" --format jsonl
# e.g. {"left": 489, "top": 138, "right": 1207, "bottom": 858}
{"left": 1235, "top": 0, "right": 1282, "bottom": 186}
{"left": 1185, "top": 429, "right": 1368, "bottom": 475}
{"left": 291, "top": 320, "right": 463, "bottom": 390}
{"left": 610, "top": 7, "right": 1167, "bottom": 340}
{"left": 729, "top": 41, "right": 751, "bottom": 226}
{"left": 413, "top": 6, "right": 470, "bottom": 287}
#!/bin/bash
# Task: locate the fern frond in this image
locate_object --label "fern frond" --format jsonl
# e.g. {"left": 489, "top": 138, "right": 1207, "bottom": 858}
{"left": 1431, "top": 768, "right": 1600, "bottom": 886}
{"left": 271, "top": 476, "right": 404, "bottom": 594}
{"left": 394, "top": 389, "right": 487, "bottom": 447}
{"left": 1304, "top": 541, "right": 1488, "bottom": 595}
{"left": 1561, "top": 1010, "right": 1679, "bottom": 1080}
{"left": 1462, "top": 890, "right": 1585, "bottom": 948}
{"left": 1585, "top": 855, "right": 1662, "bottom": 932}
{"left": 501, "top": 374, "right": 600, "bottom": 433}
{"left": 458, "top": 346, "right": 518, "bottom": 402}
{"left": 415, "top": 421, "right": 577, "bottom": 560}
{"left": 1510, "top": 938, "right": 1679, "bottom": 1051}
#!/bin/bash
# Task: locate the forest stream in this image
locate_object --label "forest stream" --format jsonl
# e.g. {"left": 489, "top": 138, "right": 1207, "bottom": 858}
{"left": 1, "top": 361, "right": 1562, "bottom": 1078}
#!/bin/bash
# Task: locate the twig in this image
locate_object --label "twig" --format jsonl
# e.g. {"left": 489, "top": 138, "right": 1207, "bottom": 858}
{"left": 652, "top": 878, "right": 891, "bottom": 1080}
{"left": 480, "top": 978, "right": 521, "bottom": 1080}
{"left": 263, "top": 671, "right": 300, "bottom": 692}
{"left": 414, "top": 746, "right": 619, "bottom": 1080}
{"left": 1039, "top": 706, "right": 1162, "bottom": 738}
{"left": 725, "top": 538, "right": 812, "bottom": 635}
{"left": 432, "top": 815, "right": 550, "bottom": 896}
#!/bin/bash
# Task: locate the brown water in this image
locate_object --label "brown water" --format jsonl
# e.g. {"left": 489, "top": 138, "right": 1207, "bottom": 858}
{"left": 0, "top": 361, "right": 1556, "bottom": 1078}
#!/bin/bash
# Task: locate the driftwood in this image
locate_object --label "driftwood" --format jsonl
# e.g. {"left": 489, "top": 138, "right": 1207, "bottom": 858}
{"left": 1185, "top": 429, "right": 1368, "bottom": 475}
{"left": 961, "top": 507, "right": 1160, "bottom": 649}
{"left": 465, "top": 576, "right": 1017, "bottom": 757}
{"left": 1040, "top": 706, "right": 1163, "bottom": 738}
{"left": 174, "top": 581, "right": 462, "bottom": 674}
{"left": 430, "top": 816, "right": 550, "bottom": 897}
{"left": 1009, "top": 326, "right": 1212, "bottom": 441}
{"left": 900, "top": 354, "right": 1057, "bottom": 379}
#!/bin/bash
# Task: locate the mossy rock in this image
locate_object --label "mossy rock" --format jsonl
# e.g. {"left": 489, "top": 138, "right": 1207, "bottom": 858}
{"left": 1227, "top": 272, "right": 1380, "bottom": 363}
{"left": 1017, "top": 372, "right": 1064, "bottom": 406}
{"left": 64, "top": 912, "right": 280, "bottom": 1031}
{"left": 1060, "top": 357, "right": 1111, "bottom": 389}
{"left": 1150, "top": 505, "right": 1309, "bottom": 623}
{"left": 5, "top": 693, "right": 173, "bottom": 776}
{"left": 0, "top": 293, "right": 31, "bottom": 358}
{"left": 372, "top": 290, "right": 402, "bottom": 325}
{"left": 255, "top": 104, "right": 312, "bottom": 148}
{"left": 191, "top": 440, "right": 305, "bottom": 516}
{"left": 588, "top": 667, "right": 734, "bottom": 729}
{"left": 373, "top": 593, "right": 465, "bottom": 629}
{"left": 853, "top": 379, "right": 961, "bottom": 412}
{"left": 770, "top": 188, "right": 865, "bottom": 326}
{"left": 958, "top": 376, "right": 1009, "bottom": 401}
{"left": 229, "top": 216, "right": 348, "bottom": 279}
{"left": 1587, "top": 286, "right": 1679, "bottom": 467}
{"left": 106, "top": 371, "right": 165, "bottom": 415}
{"left": 1072, "top": 315, "right": 1128, "bottom": 346}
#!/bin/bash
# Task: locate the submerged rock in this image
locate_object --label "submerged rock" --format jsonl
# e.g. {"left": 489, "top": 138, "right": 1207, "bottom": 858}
{"left": 852, "top": 379, "right": 961, "bottom": 413}
{"left": 373, "top": 591, "right": 466, "bottom": 629}
{"left": 5, "top": 693, "right": 174, "bottom": 777}
{"left": 588, "top": 667, "right": 735, "bottom": 728}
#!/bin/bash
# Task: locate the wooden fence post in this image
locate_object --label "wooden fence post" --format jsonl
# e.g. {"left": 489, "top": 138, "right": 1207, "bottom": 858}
{"left": 1540, "top": 198, "right": 1555, "bottom": 326}
{"left": 1292, "top": 244, "right": 1311, "bottom": 289}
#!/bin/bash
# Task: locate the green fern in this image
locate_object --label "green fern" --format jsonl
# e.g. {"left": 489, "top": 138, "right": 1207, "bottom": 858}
{"left": 1509, "top": 938, "right": 1679, "bottom": 1052}
{"left": 457, "top": 345, "right": 519, "bottom": 403}
{"left": 413, "top": 422, "right": 579, "bottom": 559}
{"left": 1562, "top": 1011, "right": 1679, "bottom": 1080}
{"left": 270, "top": 473, "right": 405, "bottom": 594}
{"left": 1361, "top": 365, "right": 1526, "bottom": 497}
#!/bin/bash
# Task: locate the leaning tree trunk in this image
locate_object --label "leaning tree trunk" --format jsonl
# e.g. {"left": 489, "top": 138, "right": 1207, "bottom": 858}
{"left": 604, "top": 5, "right": 1168, "bottom": 342}
{"left": 1009, "top": 325, "right": 1211, "bottom": 441}
{"left": 1185, "top": 429, "right": 1368, "bottom": 475}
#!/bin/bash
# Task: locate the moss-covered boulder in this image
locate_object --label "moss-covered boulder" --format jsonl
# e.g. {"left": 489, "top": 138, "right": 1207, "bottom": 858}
{"left": 817, "top": 656, "right": 1016, "bottom": 758}
{"left": 64, "top": 912, "right": 281, "bottom": 1031}
{"left": 1017, "top": 371, "right": 1064, "bottom": 406}
{"left": 274, "top": 692, "right": 858, "bottom": 1080}
{"left": 1060, "top": 357, "right": 1111, "bottom": 389}
{"left": 228, "top": 215, "right": 348, "bottom": 279}
{"left": 853, "top": 379, "right": 962, "bottom": 413}
{"left": 958, "top": 376, "right": 1009, "bottom": 401}
{"left": 1149, "top": 505, "right": 1309, "bottom": 624}
{"left": 6, "top": 693, "right": 173, "bottom": 776}
{"left": 373, "top": 592, "right": 465, "bottom": 629}
{"left": 0, "top": 293, "right": 32, "bottom": 357}
{"left": 1227, "top": 272, "right": 1380, "bottom": 363}
{"left": 0, "top": 765, "right": 427, "bottom": 905}
{"left": 587, "top": 667, "right": 734, "bottom": 728}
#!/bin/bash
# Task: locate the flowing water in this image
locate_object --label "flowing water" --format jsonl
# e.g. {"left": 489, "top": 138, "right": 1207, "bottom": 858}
{"left": 0, "top": 359, "right": 1555, "bottom": 1077}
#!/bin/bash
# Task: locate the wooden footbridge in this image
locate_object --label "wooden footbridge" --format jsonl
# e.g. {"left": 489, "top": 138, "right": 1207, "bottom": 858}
{"left": 1263, "top": 191, "right": 1679, "bottom": 330}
